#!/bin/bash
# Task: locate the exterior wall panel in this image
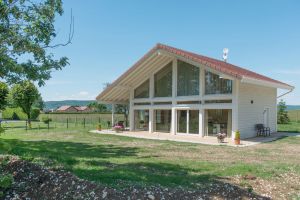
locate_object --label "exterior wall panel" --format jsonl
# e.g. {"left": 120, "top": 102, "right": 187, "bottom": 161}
{"left": 238, "top": 83, "right": 277, "bottom": 139}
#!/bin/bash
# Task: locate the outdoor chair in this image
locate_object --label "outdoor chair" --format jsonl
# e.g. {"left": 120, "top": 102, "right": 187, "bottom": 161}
{"left": 255, "top": 124, "right": 271, "bottom": 137}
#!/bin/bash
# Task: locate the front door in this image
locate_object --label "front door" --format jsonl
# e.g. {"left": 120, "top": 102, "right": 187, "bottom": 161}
{"left": 263, "top": 108, "right": 270, "bottom": 127}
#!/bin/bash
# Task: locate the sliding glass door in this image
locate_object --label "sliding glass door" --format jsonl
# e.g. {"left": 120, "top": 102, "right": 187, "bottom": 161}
{"left": 154, "top": 110, "right": 171, "bottom": 132}
{"left": 189, "top": 110, "right": 199, "bottom": 134}
{"left": 176, "top": 109, "right": 199, "bottom": 134}
{"left": 134, "top": 110, "right": 149, "bottom": 131}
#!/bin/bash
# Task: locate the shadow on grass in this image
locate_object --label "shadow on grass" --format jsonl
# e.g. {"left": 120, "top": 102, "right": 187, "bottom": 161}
{"left": 0, "top": 138, "right": 269, "bottom": 199}
{"left": 0, "top": 139, "right": 138, "bottom": 167}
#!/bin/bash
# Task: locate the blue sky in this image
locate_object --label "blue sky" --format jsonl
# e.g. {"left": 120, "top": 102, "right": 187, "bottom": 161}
{"left": 41, "top": 0, "right": 300, "bottom": 105}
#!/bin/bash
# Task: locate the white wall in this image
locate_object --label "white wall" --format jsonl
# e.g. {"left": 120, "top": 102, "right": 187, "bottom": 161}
{"left": 238, "top": 83, "right": 277, "bottom": 139}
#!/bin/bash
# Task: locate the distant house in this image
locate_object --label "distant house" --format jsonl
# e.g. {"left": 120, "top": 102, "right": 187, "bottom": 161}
{"left": 56, "top": 105, "right": 91, "bottom": 113}
{"left": 74, "top": 106, "right": 91, "bottom": 112}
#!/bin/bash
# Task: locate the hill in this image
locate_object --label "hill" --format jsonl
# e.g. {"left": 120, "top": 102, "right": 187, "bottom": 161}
{"left": 44, "top": 100, "right": 95, "bottom": 110}
{"left": 287, "top": 105, "right": 300, "bottom": 111}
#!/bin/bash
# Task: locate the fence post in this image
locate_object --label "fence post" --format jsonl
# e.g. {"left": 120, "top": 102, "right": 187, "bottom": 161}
{"left": 84, "top": 118, "right": 86, "bottom": 128}
{"left": 48, "top": 121, "right": 50, "bottom": 130}
{"left": 67, "top": 118, "right": 69, "bottom": 129}
{"left": 25, "top": 121, "right": 28, "bottom": 131}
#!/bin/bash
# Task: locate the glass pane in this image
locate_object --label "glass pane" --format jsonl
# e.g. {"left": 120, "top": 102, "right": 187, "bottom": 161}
{"left": 205, "top": 109, "right": 232, "bottom": 137}
{"left": 134, "top": 110, "right": 149, "bottom": 131}
{"left": 189, "top": 110, "right": 199, "bottom": 134}
{"left": 177, "top": 60, "right": 199, "bottom": 96}
{"left": 177, "top": 110, "right": 187, "bottom": 133}
{"left": 134, "top": 79, "right": 149, "bottom": 98}
{"left": 205, "top": 71, "right": 232, "bottom": 94}
{"left": 154, "top": 110, "right": 171, "bottom": 132}
{"left": 154, "top": 62, "right": 172, "bottom": 97}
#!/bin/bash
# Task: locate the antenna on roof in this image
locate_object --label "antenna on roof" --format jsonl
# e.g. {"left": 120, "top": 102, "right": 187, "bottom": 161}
{"left": 223, "top": 48, "right": 229, "bottom": 62}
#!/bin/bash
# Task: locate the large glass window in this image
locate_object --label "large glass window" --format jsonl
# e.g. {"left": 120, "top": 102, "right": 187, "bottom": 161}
{"left": 154, "top": 110, "right": 171, "bottom": 132}
{"left": 177, "top": 60, "right": 199, "bottom": 96}
{"left": 205, "top": 109, "right": 232, "bottom": 137}
{"left": 205, "top": 71, "right": 232, "bottom": 94}
{"left": 134, "top": 79, "right": 149, "bottom": 98}
{"left": 177, "top": 110, "right": 187, "bottom": 133}
{"left": 189, "top": 110, "right": 199, "bottom": 134}
{"left": 134, "top": 110, "right": 149, "bottom": 131}
{"left": 154, "top": 62, "right": 172, "bottom": 97}
{"left": 177, "top": 110, "right": 199, "bottom": 134}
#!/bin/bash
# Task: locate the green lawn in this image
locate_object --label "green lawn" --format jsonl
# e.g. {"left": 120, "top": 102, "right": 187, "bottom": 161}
{"left": 278, "top": 121, "right": 300, "bottom": 132}
{"left": 0, "top": 122, "right": 300, "bottom": 190}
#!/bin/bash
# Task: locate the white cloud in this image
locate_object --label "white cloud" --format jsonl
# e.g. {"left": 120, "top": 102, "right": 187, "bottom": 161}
{"left": 79, "top": 91, "right": 89, "bottom": 96}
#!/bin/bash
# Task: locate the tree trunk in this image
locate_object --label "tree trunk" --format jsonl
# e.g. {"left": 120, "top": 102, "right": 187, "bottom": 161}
{"left": 27, "top": 112, "right": 32, "bottom": 129}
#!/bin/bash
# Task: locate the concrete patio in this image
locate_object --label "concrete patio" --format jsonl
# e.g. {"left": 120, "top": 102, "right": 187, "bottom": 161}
{"left": 90, "top": 130, "right": 300, "bottom": 147}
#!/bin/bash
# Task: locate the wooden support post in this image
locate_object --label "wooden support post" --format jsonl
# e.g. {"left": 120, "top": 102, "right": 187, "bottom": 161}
{"left": 112, "top": 104, "right": 115, "bottom": 127}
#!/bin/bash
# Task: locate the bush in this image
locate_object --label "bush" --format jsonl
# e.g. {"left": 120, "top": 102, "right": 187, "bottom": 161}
{"left": 41, "top": 117, "right": 52, "bottom": 124}
{"left": 277, "top": 100, "right": 289, "bottom": 124}
{"left": 0, "top": 174, "right": 13, "bottom": 189}
{"left": 0, "top": 126, "right": 4, "bottom": 135}
{"left": 31, "top": 108, "right": 40, "bottom": 120}
{"left": 2, "top": 107, "right": 27, "bottom": 120}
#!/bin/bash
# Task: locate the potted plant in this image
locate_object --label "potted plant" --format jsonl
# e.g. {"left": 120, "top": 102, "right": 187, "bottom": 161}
{"left": 234, "top": 130, "right": 241, "bottom": 145}
{"left": 97, "top": 123, "right": 102, "bottom": 131}
{"left": 216, "top": 133, "right": 226, "bottom": 143}
{"left": 113, "top": 125, "right": 123, "bottom": 133}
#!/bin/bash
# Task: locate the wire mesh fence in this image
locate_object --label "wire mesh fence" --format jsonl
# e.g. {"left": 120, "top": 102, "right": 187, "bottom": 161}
{"left": 288, "top": 110, "right": 300, "bottom": 122}
{"left": 1, "top": 113, "right": 126, "bottom": 133}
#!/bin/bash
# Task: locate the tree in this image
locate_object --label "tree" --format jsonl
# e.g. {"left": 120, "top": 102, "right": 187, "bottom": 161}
{"left": 103, "top": 82, "right": 129, "bottom": 126}
{"left": 115, "top": 104, "right": 129, "bottom": 127}
{"left": 33, "top": 94, "right": 45, "bottom": 110}
{"left": 0, "top": 82, "right": 9, "bottom": 111}
{"left": 11, "top": 81, "right": 39, "bottom": 128}
{"left": 0, "top": 0, "right": 73, "bottom": 86}
{"left": 277, "top": 99, "right": 289, "bottom": 124}
{"left": 87, "top": 102, "right": 107, "bottom": 113}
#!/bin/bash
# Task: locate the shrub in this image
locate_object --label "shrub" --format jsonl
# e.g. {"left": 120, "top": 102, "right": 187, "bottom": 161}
{"left": 41, "top": 117, "right": 52, "bottom": 124}
{"left": 2, "top": 107, "right": 27, "bottom": 120}
{"left": 30, "top": 108, "right": 40, "bottom": 120}
{"left": 0, "top": 126, "right": 4, "bottom": 135}
{"left": 277, "top": 100, "right": 289, "bottom": 124}
{"left": 0, "top": 174, "right": 13, "bottom": 189}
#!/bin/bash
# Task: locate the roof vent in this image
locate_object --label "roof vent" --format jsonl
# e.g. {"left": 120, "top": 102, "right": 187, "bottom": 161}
{"left": 223, "top": 48, "right": 229, "bottom": 62}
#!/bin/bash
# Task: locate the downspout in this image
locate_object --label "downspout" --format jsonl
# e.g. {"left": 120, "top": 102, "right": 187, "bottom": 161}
{"left": 277, "top": 87, "right": 295, "bottom": 99}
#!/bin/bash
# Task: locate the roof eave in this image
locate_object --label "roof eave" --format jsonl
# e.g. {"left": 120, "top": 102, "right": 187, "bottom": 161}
{"left": 241, "top": 76, "right": 294, "bottom": 90}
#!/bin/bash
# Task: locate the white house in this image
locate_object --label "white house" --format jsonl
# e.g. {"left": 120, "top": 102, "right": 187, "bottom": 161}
{"left": 96, "top": 44, "right": 294, "bottom": 139}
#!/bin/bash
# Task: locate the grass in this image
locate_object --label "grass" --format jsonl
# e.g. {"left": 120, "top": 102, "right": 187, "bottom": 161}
{"left": 278, "top": 121, "right": 300, "bottom": 132}
{"left": 0, "top": 121, "right": 300, "bottom": 189}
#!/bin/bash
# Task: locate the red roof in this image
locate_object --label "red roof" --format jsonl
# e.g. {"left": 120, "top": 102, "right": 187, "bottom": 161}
{"left": 74, "top": 106, "right": 90, "bottom": 111}
{"left": 157, "top": 43, "right": 291, "bottom": 87}
{"left": 56, "top": 105, "right": 90, "bottom": 112}
{"left": 97, "top": 43, "right": 292, "bottom": 101}
{"left": 56, "top": 105, "right": 73, "bottom": 111}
